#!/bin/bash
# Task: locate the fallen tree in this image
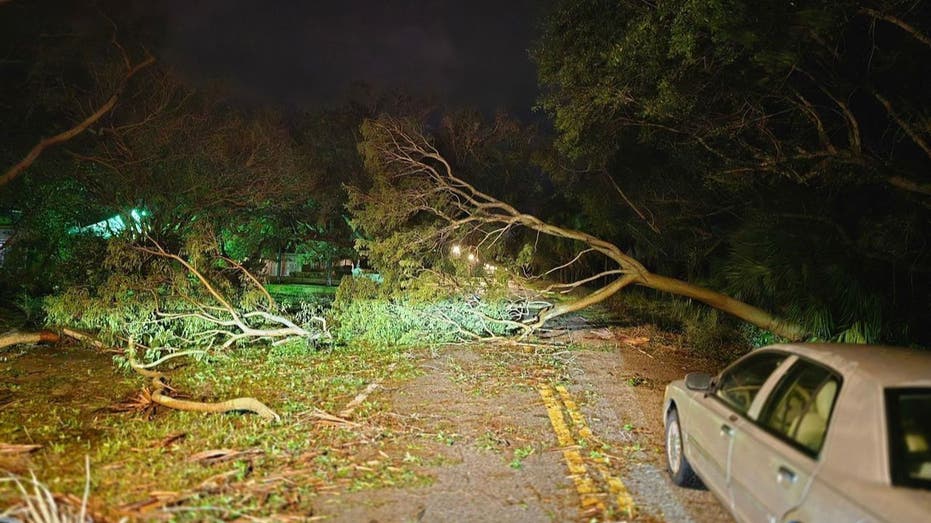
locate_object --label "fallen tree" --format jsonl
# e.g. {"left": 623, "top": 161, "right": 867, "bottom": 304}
{"left": 2, "top": 236, "right": 329, "bottom": 421}
{"left": 350, "top": 116, "right": 808, "bottom": 341}
{"left": 43, "top": 234, "right": 330, "bottom": 352}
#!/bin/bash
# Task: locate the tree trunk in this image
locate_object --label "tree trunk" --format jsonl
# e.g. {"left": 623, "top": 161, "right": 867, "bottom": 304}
{"left": 639, "top": 273, "right": 806, "bottom": 340}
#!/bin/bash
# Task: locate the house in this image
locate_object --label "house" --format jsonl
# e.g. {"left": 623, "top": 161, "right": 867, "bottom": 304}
{"left": 69, "top": 208, "right": 148, "bottom": 238}
{"left": 263, "top": 254, "right": 356, "bottom": 285}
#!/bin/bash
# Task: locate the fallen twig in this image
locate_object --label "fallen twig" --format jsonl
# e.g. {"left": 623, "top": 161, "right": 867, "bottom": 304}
{"left": 338, "top": 383, "right": 381, "bottom": 419}
{"left": 302, "top": 408, "right": 358, "bottom": 427}
{"left": 188, "top": 448, "right": 263, "bottom": 464}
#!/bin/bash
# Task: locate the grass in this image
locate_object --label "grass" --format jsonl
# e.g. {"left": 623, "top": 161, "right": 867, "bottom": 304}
{"left": 508, "top": 445, "right": 535, "bottom": 470}
{"left": 1, "top": 460, "right": 90, "bottom": 523}
{"left": 265, "top": 283, "right": 336, "bottom": 301}
{"left": 0, "top": 341, "right": 430, "bottom": 520}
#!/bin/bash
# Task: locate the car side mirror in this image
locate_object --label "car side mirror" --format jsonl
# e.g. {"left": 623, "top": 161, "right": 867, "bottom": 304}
{"left": 685, "top": 372, "right": 713, "bottom": 392}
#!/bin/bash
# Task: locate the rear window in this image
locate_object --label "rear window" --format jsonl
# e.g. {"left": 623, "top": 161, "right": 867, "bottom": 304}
{"left": 886, "top": 388, "right": 931, "bottom": 490}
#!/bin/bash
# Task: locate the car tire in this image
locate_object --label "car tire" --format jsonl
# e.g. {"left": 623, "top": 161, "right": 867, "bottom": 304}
{"left": 666, "top": 407, "right": 702, "bottom": 488}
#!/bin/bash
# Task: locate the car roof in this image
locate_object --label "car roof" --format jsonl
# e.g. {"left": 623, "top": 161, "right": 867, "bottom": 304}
{"left": 761, "top": 343, "right": 931, "bottom": 388}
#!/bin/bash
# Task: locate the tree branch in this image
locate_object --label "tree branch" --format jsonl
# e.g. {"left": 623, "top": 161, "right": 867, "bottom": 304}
{"left": 873, "top": 91, "right": 931, "bottom": 161}
{"left": 860, "top": 8, "right": 931, "bottom": 50}
{"left": 0, "top": 52, "right": 155, "bottom": 187}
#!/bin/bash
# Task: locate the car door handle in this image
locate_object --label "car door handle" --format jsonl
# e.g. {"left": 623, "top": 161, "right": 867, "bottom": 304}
{"left": 720, "top": 424, "right": 733, "bottom": 437}
{"left": 777, "top": 465, "right": 797, "bottom": 485}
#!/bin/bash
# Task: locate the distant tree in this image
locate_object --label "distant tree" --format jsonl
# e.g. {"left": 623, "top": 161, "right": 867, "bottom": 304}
{"left": 535, "top": 0, "right": 931, "bottom": 196}
{"left": 0, "top": 1, "right": 155, "bottom": 189}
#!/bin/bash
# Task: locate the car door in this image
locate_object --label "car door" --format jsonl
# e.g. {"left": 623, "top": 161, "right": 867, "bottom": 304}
{"left": 729, "top": 359, "right": 841, "bottom": 523}
{"left": 685, "top": 351, "right": 788, "bottom": 500}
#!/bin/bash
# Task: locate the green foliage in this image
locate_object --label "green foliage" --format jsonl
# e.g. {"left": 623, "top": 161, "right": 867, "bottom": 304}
{"left": 331, "top": 275, "right": 518, "bottom": 346}
{"left": 0, "top": 176, "right": 112, "bottom": 296}
{"left": 42, "top": 233, "right": 326, "bottom": 362}
{"left": 719, "top": 211, "right": 901, "bottom": 344}
{"left": 331, "top": 297, "right": 515, "bottom": 347}
{"left": 334, "top": 275, "right": 382, "bottom": 303}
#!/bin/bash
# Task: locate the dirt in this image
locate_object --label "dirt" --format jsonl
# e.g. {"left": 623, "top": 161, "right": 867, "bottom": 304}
{"left": 0, "top": 321, "right": 736, "bottom": 522}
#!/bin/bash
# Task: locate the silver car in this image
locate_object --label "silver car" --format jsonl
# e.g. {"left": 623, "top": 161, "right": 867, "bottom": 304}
{"left": 663, "top": 343, "right": 931, "bottom": 522}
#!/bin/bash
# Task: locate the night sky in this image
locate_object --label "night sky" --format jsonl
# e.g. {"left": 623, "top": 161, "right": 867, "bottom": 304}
{"left": 150, "top": 0, "right": 544, "bottom": 114}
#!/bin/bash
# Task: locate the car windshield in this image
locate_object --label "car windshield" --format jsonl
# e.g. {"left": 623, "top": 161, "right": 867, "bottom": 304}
{"left": 886, "top": 388, "right": 931, "bottom": 490}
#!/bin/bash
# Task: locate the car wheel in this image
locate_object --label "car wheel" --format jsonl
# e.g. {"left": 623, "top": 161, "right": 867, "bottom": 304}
{"left": 666, "top": 407, "right": 702, "bottom": 487}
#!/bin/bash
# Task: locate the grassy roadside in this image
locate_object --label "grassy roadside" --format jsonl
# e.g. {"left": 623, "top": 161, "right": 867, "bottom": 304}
{"left": 0, "top": 341, "right": 426, "bottom": 520}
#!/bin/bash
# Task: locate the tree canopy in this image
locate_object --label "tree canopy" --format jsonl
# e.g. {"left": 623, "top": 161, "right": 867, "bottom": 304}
{"left": 533, "top": 0, "right": 931, "bottom": 344}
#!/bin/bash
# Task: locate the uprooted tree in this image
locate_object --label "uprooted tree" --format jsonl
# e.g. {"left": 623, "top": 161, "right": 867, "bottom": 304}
{"left": 349, "top": 116, "right": 808, "bottom": 341}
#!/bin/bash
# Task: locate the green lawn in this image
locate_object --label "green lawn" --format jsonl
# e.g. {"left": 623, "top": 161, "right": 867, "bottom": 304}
{"left": 265, "top": 283, "right": 337, "bottom": 302}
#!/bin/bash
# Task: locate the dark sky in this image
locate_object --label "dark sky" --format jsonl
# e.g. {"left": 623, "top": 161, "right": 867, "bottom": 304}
{"left": 153, "top": 0, "right": 544, "bottom": 114}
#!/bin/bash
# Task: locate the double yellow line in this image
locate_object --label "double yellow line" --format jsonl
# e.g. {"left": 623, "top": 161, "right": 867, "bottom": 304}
{"left": 538, "top": 384, "right": 636, "bottom": 519}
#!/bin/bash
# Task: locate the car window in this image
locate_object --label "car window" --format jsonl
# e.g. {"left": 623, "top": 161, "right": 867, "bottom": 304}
{"left": 758, "top": 360, "right": 840, "bottom": 456}
{"left": 715, "top": 352, "right": 786, "bottom": 415}
{"left": 886, "top": 388, "right": 931, "bottom": 491}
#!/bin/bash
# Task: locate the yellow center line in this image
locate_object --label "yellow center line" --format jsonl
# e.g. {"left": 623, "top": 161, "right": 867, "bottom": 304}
{"left": 555, "top": 384, "right": 595, "bottom": 441}
{"left": 546, "top": 384, "right": 637, "bottom": 519}
{"left": 538, "top": 384, "right": 605, "bottom": 511}
{"left": 555, "top": 385, "right": 636, "bottom": 516}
